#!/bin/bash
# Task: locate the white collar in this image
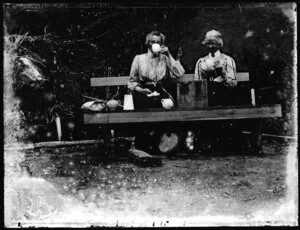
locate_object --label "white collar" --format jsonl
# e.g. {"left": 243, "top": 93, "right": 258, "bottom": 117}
{"left": 208, "top": 50, "right": 221, "bottom": 59}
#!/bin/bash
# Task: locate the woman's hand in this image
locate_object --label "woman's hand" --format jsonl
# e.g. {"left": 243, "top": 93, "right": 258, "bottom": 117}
{"left": 205, "top": 58, "right": 215, "bottom": 71}
{"left": 141, "top": 88, "right": 152, "bottom": 95}
{"left": 135, "top": 86, "right": 152, "bottom": 95}
{"left": 160, "top": 45, "right": 169, "bottom": 54}
{"left": 213, "top": 76, "right": 224, "bottom": 83}
{"left": 176, "top": 46, "right": 184, "bottom": 60}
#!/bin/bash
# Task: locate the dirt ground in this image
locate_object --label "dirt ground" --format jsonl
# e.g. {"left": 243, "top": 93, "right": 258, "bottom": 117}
{"left": 4, "top": 138, "right": 298, "bottom": 227}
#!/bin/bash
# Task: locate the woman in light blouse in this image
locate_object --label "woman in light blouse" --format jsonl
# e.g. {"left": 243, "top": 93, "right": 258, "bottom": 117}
{"left": 128, "top": 30, "right": 185, "bottom": 109}
{"left": 194, "top": 30, "right": 237, "bottom": 106}
{"left": 195, "top": 30, "right": 244, "bottom": 153}
{"left": 194, "top": 30, "right": 237, "bottom": 87}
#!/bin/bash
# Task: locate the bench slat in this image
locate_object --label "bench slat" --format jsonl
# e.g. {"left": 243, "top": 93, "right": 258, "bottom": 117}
{"left": 91, "top": 76, "right": 129, "bottom": 86}
{"left": 84, "top": 104, "right": 282, "bottom": 124}
{"left": 90, "top": 73, "right": 250, "bottom": 87}
{"left": 236, "top": 72, "right": 250, "bottom": 82}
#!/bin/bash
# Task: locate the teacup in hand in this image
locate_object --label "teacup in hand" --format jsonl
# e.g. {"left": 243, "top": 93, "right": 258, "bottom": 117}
{"left": 205, "top": 58, "right": 215, "bottom": 70}
{"left": 152, "top": 43, "right": 161, "bottom": 54}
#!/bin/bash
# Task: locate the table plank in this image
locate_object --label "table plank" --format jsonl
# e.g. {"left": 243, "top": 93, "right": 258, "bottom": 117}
{"left": 84, "top": 104, "right": 282, "bottom": 124}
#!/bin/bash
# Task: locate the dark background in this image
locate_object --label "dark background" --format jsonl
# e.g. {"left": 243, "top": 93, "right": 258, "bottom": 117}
{"left": 3, "top": 2, "right": 296, "bottom": 142}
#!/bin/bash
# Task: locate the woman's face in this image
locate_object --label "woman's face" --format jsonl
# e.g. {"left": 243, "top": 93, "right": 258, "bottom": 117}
{"left": 205, "top": 43, "right": 219, "bottom": 54}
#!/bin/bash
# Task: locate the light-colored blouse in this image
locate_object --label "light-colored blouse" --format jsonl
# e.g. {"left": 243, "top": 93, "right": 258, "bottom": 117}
{"left": 194, "top": 51, "right": 237, "bottom": 87}
{"left": 128, "top": 50, "right": 185, "bottom": 90}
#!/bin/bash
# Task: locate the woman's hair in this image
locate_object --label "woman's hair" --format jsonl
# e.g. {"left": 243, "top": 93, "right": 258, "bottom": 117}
{"left": 202, "top": 30, "right": 224, "bottom": 48}
{"left": 145, "top": 30, "right": 166, "bottom": 46}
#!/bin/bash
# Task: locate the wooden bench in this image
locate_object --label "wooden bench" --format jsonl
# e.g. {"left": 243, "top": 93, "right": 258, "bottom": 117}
{"left": 84, "top": 73, "right": 282, "bottom": 155}
{"left": 85, "top": 73, "right": 281, "bottom": 123}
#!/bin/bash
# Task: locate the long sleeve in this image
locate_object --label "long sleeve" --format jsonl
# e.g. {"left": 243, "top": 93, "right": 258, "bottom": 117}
{"left": 166, "top": 55, "right": 185, "bottom": 78}
{"left": 128, "top": 55, "right": 140, "bottom": 91}
{"left": 194, "top": 58, "right": 203, "bottom": 81}
{"left": 222, "top": 57, "right": 237, "bottom": 87}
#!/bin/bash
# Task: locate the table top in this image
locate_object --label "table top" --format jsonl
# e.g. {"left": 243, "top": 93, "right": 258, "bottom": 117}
{"left": 83, "top": 104, "right": 282, "bottom": 124}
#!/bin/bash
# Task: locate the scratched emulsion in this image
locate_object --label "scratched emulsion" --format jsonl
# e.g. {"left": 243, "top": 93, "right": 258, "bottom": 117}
{"left": 4, "top": 3, "right": 297, "bottom": 227}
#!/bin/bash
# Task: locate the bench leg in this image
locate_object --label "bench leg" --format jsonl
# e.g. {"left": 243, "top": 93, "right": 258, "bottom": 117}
{"left": 250, "top": 119, "right": 263, "bottom": 155}
{"left": 102, "top": 124, "right": 114, "bottom": 158}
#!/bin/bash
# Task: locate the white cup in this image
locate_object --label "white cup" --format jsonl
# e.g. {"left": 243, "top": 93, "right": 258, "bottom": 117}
{"left": 205, "top": 58, "right": 215, "bottom": 70}
{"left": 152, "top": 43, "right": 161, "bottom": 54}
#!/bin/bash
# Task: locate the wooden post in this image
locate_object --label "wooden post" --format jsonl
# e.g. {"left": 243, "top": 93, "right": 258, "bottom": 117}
{"left": 250, "top": 119, "right": 263, "bottom": 154}
{"left": 109, "top": 129, "right": 115, "bottom": 157}
{"left": 251, "top": 88, "right": 256, "bottom": 106}
{"left": 195, "top": 80, "right": 208, "bottom": 108}
{"left": 102, "top": 124, "right": 110, "bottom": 158}
{"left": 55, "top": 116, "right": 62, "bottom": 141}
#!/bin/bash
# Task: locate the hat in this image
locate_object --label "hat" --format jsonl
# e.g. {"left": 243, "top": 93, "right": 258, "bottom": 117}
{"left": 202, "top": 30, "right": 223, "bottom": 48}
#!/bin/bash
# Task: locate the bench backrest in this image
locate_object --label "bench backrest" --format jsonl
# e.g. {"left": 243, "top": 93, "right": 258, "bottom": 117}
{"left": 90, "top": 73, "right": 249, "bottom": 87}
